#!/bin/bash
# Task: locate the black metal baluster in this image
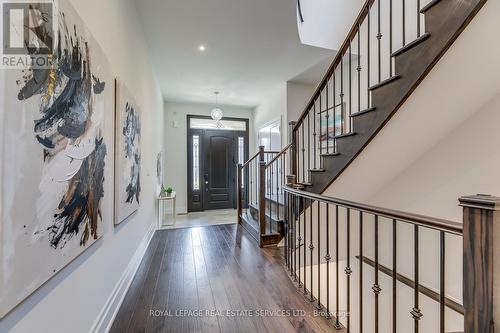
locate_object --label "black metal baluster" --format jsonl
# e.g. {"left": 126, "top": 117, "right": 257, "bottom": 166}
{"left": 293, "top": 195, "right": 297, "bottom": 281}
{"left": 349, "top": 41, "right": 353, "bottom": 132}
{"left": 417, "top": 0, "right": 421, "bottom": 38}
{"left": 307, "top": 112, "right": 311, "bottom": 180}
{"left": 289, "top": 193, "right": 292, "bottom": 270}
{"left": 345, "top": 208, "right": 352, "bottom": 332}
{"left": 411, "top": 225, "right": 422, "bottom": 332}
{"left": 313, "top": 103, "right": 317, "bottom": 170}
{"left": 325, "top": 203, "right": 331, "bottom": 318}
{"left": 332, "top": 72, "right": 336, "bottom": 150}
{"left": 276, "top": 161, "right": 278, "bottom": 223}
{"left": 440, "top": 231, "right": 445, "bottom": 333}
{"left": 269, "top": 166, "right": 273, "bottom": 234}
{"left": 326, "top": 83, "right": 330, "bottom": 154}
{"left": 402, "top": 0, "right": 406, "bottom": 46}
{"left": 334, "top": 205, "right": 341, "bottom": 329}
{"left": 298, "top": 197, "right": 302, "bottom": 287}
{"left": 310, "top": 198, "right": 314, "bottom": 302}
{"left": 303, "top": 196, "right": 307, "bottom": 294}
{"left": 393, "top": 219, "right": 397, "bottom": 333}
{"left": 390, "top": 0, "right": 393, "bottom": 77}
{"left": 377, "top": 0, "right": 382, "bottom": 83}
{"left": 373, "top": 215, "right": 381, "bottom": 333}
{"left": 367, "top": 3, "right": 371, "bottom": 108}
{"left": 317, "top": 201, "right": 322, "bottom": 310}
{"left": 357, "top": 26, "right": 361, "bottom": 113}
{"left": 340, "top": 58, "right": 344, "bottom": 135}
{"left": 301, "top": 124, "right": 305, "bottom": 183}
{"left": 359, "top": 211, "right": 364, "bottom": 333}
{"left": 319, "top": 94, "right": 323, "bottom": 168}
{"left": 283, "top": 191, "right": 289, "bottom": 269}
{"left": 249, "top": 162, "right": 252, "bottom": 208}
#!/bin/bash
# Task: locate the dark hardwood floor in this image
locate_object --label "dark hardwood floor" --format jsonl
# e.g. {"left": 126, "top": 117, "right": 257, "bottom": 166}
{"left": 110, "top": 224, "right": 339, "bottom": 333}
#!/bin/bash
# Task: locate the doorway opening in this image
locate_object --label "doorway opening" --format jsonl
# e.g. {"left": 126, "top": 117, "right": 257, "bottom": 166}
{"left": 258, "top": 118, "right": 281, "bottom": 162}
{"left": 187, "top": 115, "right": 249, "bottom": 212}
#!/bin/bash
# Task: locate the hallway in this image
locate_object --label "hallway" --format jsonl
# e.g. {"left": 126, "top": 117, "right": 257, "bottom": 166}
{"left": 110, "top": 224, "right": 337, "bottom": 333}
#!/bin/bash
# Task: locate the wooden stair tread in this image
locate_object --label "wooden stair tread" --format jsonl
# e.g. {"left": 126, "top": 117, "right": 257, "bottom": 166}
{"left": 392, "top": 33, "right": 431, "bottom": 57}
{"left": 369, "top": 75, "right": 400, "bottom": 91}
{"left": 320, "top": 152, "right": 340, "bottom": 157}
{"left": 350, "top": 107, "right": 376, "bottom": 117}
{"left": 420, "top": 0, "right": 443, "bottom": 13}
{"left": 332, "top": 132, "right": 356, "bottom": 139}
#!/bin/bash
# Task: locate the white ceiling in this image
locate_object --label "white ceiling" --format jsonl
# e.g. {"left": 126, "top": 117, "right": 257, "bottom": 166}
{"left": 134, "top": 0, "right": 335, "bottom": 107}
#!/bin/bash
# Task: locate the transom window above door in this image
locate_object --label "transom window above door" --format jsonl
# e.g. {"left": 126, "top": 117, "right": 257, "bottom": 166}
{"left": 190, "top": 118, "right": 247, "bottom": 131}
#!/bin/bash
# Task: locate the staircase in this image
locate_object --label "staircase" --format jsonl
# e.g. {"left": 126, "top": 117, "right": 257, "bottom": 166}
{"left": 292, "top": 0, "right": 487, "bottom": 194}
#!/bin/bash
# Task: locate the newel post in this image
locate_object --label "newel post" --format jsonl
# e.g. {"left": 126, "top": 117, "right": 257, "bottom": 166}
{"left": 237, "top": 163, "right": 243, "bottom": 223}
{"left": 258, "top": 146, "right": 266, "bottom": 245}
{"left": 460, "top": 194, "right": 500, "bottom": 333}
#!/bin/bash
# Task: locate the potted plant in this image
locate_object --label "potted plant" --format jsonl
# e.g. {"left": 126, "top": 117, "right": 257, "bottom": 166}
{"left": 165, "top": 187, "right": 173, "bottom": 197}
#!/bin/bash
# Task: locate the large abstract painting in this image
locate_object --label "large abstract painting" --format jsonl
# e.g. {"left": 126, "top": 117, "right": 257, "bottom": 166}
{"left": 114, "top": 80, "right": 141, "bottom": 224}
{"left": 0, "top": 0, "right": 113, "bottom": 317}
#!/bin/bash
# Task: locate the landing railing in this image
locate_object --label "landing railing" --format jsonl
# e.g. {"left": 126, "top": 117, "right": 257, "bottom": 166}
{"left": 263, "top": 144, "right": 291, "bottom": 233}
{"left": 292, "top": 0, "right": 434, "bottom": 184}
{"left": 237, "top": 147, "right": 279, "bottom": 238}
{"left": 284, "top": 182, "right": 498, "bottom": 333}
{"left": 237, "top": 144, "right": 292, "bottom": 246}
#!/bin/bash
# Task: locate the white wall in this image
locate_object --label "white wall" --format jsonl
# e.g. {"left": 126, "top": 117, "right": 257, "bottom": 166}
{"left": 297, "top": 0, "right": 364, "bottom": 50}
{"left": 286, "top": 81, "right": 315, "bottom": 128}
{"left": 163, "top": 101, "right": 254, "bottom": 214}
{"left": 0, "top": 0, "right": 164, "bottom": 332}
{"left": 253, "top": 83, "right": 287, "bottom": 147}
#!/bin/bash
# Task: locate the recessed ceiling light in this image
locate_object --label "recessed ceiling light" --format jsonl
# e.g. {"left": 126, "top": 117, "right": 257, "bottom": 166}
{"left": 199, "top": 45, "right": 206, "bottom": 52}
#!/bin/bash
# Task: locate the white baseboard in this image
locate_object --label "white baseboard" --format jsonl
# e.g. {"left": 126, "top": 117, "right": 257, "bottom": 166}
{"left": 90, "top": 222, "right": 156, "bottom": 333}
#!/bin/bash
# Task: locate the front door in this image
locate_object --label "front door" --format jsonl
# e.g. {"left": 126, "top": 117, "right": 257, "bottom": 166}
{"left": 203, "top": 130, "right": 235, "bottom": 210}
{"left": 187, "top": 116, "right": 249, "bottom": 212}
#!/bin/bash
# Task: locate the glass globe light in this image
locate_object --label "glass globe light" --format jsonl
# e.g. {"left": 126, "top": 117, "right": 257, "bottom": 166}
{"left": 211, "top": 107, "right": 223, "bottom": 122}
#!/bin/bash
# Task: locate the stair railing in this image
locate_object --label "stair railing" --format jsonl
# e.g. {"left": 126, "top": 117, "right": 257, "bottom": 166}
{"left": 263, "top": 143, "right": 292, "bottom": 234}
{"left": 283, "top": 180, "right": 498, "bottom": 333}
{"left": 292, "top": 0, "right": 429, "bottom": 185}
{"left": 237, "top": 146, "right": 280, "bottom": 239}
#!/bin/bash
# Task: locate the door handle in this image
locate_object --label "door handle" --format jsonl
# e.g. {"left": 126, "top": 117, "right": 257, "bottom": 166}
{"left": 204, "top": 174, "right": 209, "bottom": 189}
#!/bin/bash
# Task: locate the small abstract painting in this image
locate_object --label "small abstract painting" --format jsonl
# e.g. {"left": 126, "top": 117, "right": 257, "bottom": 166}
{"left": 156, "top": 151, "right": 163, "bottom": 185}
{"left": 114, "top": 79, "right": 141, "bottom": 224}
{"left": 0, "top": 0, "right": 113, "bottom": 317}
{"left": 319, "top": 103, "right": 345, "bottom": 148}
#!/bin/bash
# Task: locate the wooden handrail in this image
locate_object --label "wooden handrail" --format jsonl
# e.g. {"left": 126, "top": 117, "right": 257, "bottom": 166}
{"left": 293, "top": 0, "right": 375, "bottom": 131}
{"left": 265, "top": 144, "right": 292, "bottom": 168}
{"left": 241, "top": 152, "right": 260, "bottom": 168}
{"left": 284, "top": 185, "right": 462, "bottom": 234}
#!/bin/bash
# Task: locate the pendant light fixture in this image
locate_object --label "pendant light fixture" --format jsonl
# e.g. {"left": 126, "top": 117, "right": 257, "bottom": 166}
{"left": 210, "top": 91, "right": 223, "bottom": 127}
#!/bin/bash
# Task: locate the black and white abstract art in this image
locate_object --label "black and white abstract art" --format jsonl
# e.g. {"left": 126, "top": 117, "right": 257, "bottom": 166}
{"left": 0, "top": 0, "right": 113, "bottom": 317}
{"left": 114, "top": 79, "right": 141, "bottom": 224}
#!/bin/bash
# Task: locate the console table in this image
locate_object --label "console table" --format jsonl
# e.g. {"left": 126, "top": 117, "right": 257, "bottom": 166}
{"left": 157, "top": 192, "right": 176, "bottom": 228}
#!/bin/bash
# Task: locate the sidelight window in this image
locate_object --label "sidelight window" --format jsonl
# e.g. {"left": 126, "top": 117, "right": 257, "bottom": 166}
{"left": 192, "top": 135, "right": 200, "bottom": 190}
{"left": 238, "top": 137, "right": 244, "bottom": 164}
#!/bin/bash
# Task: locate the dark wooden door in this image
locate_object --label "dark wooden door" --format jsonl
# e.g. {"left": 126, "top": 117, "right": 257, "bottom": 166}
{"left": 202, "top": 130, "right": 235, "bottom": 210}
{"left": 187, "top": 116, "right": 249, "bottom": 213}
